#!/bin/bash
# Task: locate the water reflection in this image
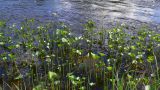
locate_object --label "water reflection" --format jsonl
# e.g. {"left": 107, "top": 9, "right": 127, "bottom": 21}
{"left": 151, "top": 7, "right": 160, "bottom": 23}
{"left": 34, "top": 0, "right": 45, "bottom": 6}
{"left": 0, "top": 0, "right": 159, "bottom": 27}
{"left": 64, "top": 0, "right": 159, "bottom": 23}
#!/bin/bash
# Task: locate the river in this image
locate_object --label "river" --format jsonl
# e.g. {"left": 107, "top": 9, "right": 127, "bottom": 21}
{"left": 0, "top": 0, "right": 160, "bottom": 32}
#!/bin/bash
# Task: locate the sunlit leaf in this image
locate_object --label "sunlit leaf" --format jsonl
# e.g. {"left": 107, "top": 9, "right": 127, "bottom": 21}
{"left": 127, "top": 74, "right": 132, "bottom": 79}
{"left": 107, "top": 66, "right": 113, "bottom": 71}
{"left": 62, "top": 38, "right": 68, "bottom": 43}
{"left": 99, "top": 52, "right": 105, "bottom": 57}
{"left": 79, "top": 86, "right": 86, "bottom": 90}
{"left": 15, "top": 74, "right": 23, "bottom": 80}
{"left": 76, "top": 50, "right": 82, "bottom": 55}
{"left": 91, "top": 52, "right": 100, "bottom": 60}
{"left": 54, "top": 80, "right": 60, "bottom": 85}
{"left": 147, "top": 55, "right": 154, "bottom": 62}
{"left": 48, "top": 71, "right": 57, "bottom": 80}
{"left": 145, "top": 85, "right": 150, "bottom": 90}
{"left": 0, "top": 42, "right": 5, "bottom": 45}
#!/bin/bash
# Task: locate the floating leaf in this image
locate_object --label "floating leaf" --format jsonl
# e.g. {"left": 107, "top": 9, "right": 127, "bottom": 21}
{"left": 58, "top": 44, "right": 63, "bottom": 47}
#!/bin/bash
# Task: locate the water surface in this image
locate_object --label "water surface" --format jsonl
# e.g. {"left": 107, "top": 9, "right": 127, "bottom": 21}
{"left": 0, "top": 0, "right": 160, "bottom": 31}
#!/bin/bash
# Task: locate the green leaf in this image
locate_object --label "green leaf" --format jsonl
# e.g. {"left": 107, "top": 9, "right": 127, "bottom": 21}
{"left": 107, "top": 66, "right": 113, "bottom": 71}
{"left": 62, "top": 38, "right": 68, "bottom": 43}
{"left": 0, "top": 42, "right": 5, "bottom": 45}
{"left": 68, "top": 75, "right": 75, "bottom": 80}
{"left": 56, "top": 29, "right": 68, "bottom": 36}
{"left": 0, "top": 21, "right": 6, "bottom": 27}
{"left": 54, "top": 80, "right": 60, "bottom": 85}
{"left": 48, "top": 71, "right": 57, "bottom": 80}
{"left": 99, "top": 52, "right": 105, "bottom": 57}
{"left": 58, "top": 44, "right": 63, "bottom": 47}
{"left": 131, "top": 46, "right": 136, "bottom": 50}
{"left": 76, "top": 50, "right": 82, "bottom": 55}
{"left": 128, "top": 52, "right": 136, "bottom": 58}
{"left": 0, "top": 33, "right": 3, "bottom": 37}
{"left": 127, "top": 74, "right": 132, "bottom": 79}
{"left": 79, "top": 86, "right": 86, "bottom": 90}
{"left": 15, "top": 74, "right": 23, "bottom": 80}
{"left": 110, "top": 79, "right": 115, "bottom": 82}
{"left": 33, "top": 84, "right": 42, "bottom": 90}
{"left": 8, "top": 54, "right": 15, "bottom": 59}
{"left": 2, "top": 57, "right": 7, "bottom": 61}
{"left": 147, "top": 56, "right": 154, "bottom": 63}
{"left": 91, "top": 52, "right": 100, "bottom": 60}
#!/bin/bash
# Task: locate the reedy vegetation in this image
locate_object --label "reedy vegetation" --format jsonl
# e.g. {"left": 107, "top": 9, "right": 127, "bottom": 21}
{"left": 0, "top": 19, "right": 160, "bottom": 90}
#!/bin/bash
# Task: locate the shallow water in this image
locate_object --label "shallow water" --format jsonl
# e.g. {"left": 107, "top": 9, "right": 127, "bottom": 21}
{"left": 0, "top": 0, "right": 160, "bottom": 86}
{"left": 0, "top": 0, "right": 160, "bottom": 30}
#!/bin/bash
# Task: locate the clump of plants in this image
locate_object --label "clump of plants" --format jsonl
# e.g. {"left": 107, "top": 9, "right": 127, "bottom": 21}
{"left": 0, "top": 19, "right": 159, "bottom": 90}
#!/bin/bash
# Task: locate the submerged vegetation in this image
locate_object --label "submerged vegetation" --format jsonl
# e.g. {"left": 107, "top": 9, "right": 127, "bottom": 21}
{"left": 0, "top": 19, "right": 160, "bottom": 90}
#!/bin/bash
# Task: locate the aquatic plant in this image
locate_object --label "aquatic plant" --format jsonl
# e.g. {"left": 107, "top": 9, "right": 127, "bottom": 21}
{"left": 0, "top": 19, "right": 159, "bottom": 90}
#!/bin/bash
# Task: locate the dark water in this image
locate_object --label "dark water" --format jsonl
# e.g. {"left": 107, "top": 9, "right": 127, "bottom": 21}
{"left": 0, "top": 0, "right": 160, "bottom": 31}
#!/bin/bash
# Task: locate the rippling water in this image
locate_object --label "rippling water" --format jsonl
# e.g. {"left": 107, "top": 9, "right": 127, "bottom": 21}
{"left": 0, "top": 0, "right": 160, "bottom": 30}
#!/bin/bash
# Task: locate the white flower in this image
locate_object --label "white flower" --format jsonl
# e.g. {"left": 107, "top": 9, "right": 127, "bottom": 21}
{"left": 145, "top": 85, "right": 150, "bottom": 90}
{"left": 117, "top": 29, "right": 121, "bottom": 32}
{"left": 132, "top": 60, "right": 137, "bottom": 64}
{"left": 12, "top": 23, "right": 16, "bottom": 27}
{"left": 151, "top": 73, "right": 155, "bottom": 77}
{"left": 89, "top": 82, "right": 95, "bottom": 86}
